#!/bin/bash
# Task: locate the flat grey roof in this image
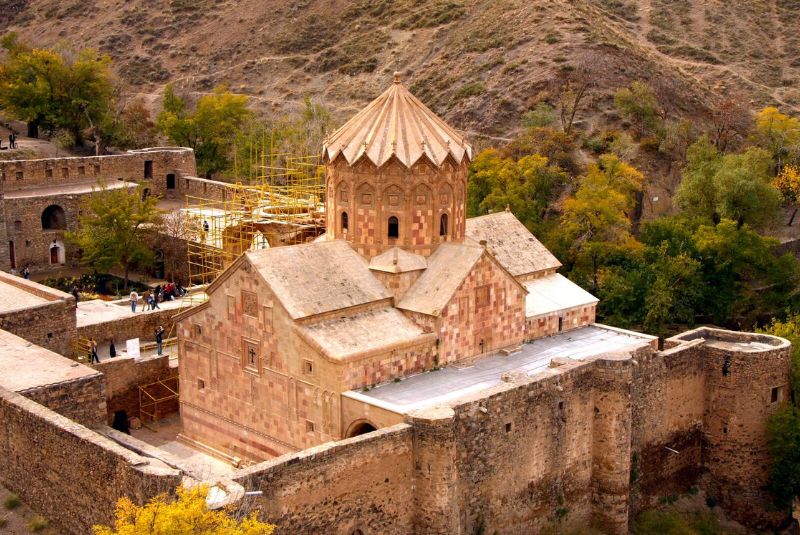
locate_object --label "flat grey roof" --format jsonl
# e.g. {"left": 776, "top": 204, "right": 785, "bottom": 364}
{"left": 346, "top": 325, "right": 655, "bottom": 414}
{"left": 0, "top": 329, "right": 100, "bottom": 392}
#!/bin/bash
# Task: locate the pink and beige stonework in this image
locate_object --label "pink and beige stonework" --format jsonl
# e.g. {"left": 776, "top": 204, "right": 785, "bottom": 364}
{"left": 178, "top": 78, "right": 603, "bottom": 463}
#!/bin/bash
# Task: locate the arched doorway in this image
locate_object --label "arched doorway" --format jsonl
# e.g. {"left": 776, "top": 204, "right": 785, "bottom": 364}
{"left": 41, "top": 205, "right": 66, "bottom": 230}
{"left": 346, "top": 420, "right": 377, "bottom": 438}
{"left": 49, "top": 239, "right": 65, "bottom": 265}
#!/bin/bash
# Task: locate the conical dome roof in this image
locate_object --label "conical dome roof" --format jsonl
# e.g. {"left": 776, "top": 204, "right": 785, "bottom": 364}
{"left": 323, "top": 73, "right": 473, "bottom": 169}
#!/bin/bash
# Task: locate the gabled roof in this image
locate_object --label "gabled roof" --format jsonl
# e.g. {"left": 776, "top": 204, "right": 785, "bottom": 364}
{"left": 323, "top": 73, "right": 473, "bottom": 169}
{"left": 465, "top": 211, "right": 561, "bottom": 277}
{"left": 247, "top": 240, "right": 391, "bottom": 320}
{"left": 296, "top": 307, "right": 433, "bottom": 361}
{"left": 397, "top": 243, "right": 484, "bottom": 316}
{"left": 369, "top": 247, "right": 427, "bottom": 274}
{"left": 524, "top": 273, "right": 598, "bottom": 318}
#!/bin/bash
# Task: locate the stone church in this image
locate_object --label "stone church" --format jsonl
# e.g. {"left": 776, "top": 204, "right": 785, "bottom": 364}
{"left": 176, "top": 74, "right": 600, "bottom": 460}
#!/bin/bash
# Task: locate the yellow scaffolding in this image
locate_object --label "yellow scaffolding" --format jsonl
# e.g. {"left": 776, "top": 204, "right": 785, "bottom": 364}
{"left": 184, "top": 152, "right": 326, "bottom": 288}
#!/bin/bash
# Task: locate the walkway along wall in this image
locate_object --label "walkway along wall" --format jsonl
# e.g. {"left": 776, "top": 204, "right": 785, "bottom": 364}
{"left": 234, "top": 327, "right": 791, "bottom": 534}
{"left": 0, "top": 386, "right": 182, "bottom": 535}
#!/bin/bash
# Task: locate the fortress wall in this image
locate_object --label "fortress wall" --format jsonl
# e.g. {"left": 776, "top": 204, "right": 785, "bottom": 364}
{"left": 439, "top": 355, "right": 638, "bottom": 535}
{"left": 178, "top": 175, "right": 229, "bottom": 202}
{"left": 0, "top": 291, "right": 75, "bottom": 356}
{"left": 236, "top": 424, "right": 415, "bottom": 535}
{"left": 629, "top": 341, "right": 707, "bottom": 509}
{"left": 19, "top": 373, "right": 108, "bottom": 427}
{"left": 0, "top": 385, "right": 181, "bottom": 535}
{"left": 694, "top": 331, "right": 792, "bottom": 528}
{"left": 0, "top": 148, "right": 195, "bottom": 192}
{"left": 4, "top": 194, "right": 84, "bottom": 271}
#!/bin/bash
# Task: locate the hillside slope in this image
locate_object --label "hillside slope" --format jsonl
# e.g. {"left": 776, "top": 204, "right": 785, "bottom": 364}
{"left": 3, "top": 0, "right": 799, "bottom": 137}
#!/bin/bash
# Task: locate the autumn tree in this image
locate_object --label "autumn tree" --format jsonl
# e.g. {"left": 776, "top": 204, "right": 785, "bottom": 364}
{"left": 467, "top": 149, "right": 568, "bottom": 232}
{"left": 102, "top": 97, "right": 159, "bottom": 150}
{"left": 561, "top": 154, "right": 644, "bottom": 291}
{"left": 93, "top": 486, "right": 275, "bottom": 535}
{"left": 158, "top": 84, "right": 253, "bottom": 178}
{"left": 67, "top": 184, "right": 161, "bottom": 289}
{"left": 659, "top": 119, "right": 697, "bottom": 164}
{"left": 710, "top": 97, "right": 750, "bottom": 153}
{"left": 773, "top": 165, "right": 800, "bottom": 204}
{"left": 751, "top": 107, "right": 800, "bottom": 173}
{"left": 0, "top": 33, "right": 116, "bottom": 143}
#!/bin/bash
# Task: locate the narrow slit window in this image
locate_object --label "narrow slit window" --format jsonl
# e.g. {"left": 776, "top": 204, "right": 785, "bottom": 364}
{"left": 341, "top": 211, "right": 349, "bottom": 231}
{"left": 388, "top": 216, "right": 399, "bottom": 239}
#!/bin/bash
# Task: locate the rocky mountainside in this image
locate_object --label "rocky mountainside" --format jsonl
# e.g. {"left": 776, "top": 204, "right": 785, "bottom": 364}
{"left": 3, "top": 0, "right": 800, "bottom": 139}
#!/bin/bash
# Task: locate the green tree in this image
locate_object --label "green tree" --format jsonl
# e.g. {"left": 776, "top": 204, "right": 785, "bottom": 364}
{"left": 94, "top": 485, "right": 275, "bottom": 535}
{"left": 676, "top": 137, "right": 781, "bottom": 229}
{"left": 693, "top": 219, "right": 799, "bottom": 326}
{"left": 760, "top": 314, "right": 800, "bottom": 509}
{"left": 641, "top": 244, "right": 702, "bottom": 337}
{"left": 614, "top": 81, "right": 662, "bottom": 138}
{"left": 158, "top": 84, "right": 253, "bottom": 177}
{"left": 0, "top": 36, "right": 116, "bottom": 144}
{"left": 67, "top": 184, "right": 161, "bottom": 289}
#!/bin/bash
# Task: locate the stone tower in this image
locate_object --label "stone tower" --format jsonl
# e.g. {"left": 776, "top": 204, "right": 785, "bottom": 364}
{"left": 323, "top": 73, "right": 473, "bottom": 259}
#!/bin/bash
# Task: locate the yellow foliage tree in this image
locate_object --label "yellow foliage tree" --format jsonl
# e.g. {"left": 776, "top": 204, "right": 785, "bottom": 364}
{"left": 752, "top": 107, "right": 800, "bottom": 172}
{"left": 93, "top": 486, "right": 275, "bottom": 535}
{"left": 773, "top": 165, "right": 800, "bottom": 204}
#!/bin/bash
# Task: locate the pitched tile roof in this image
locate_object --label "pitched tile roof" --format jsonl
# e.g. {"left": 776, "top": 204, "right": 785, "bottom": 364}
{"left": 323, "top": 73, "right": 473, "bottom": 169}
{"left": 369, "top": 247, "right": 427, "bottom": 273}
{"left": 465, "top": 211, "right": 561, "bottom": 277}
{"left": 397, "top": 242, "right": 484, "bottom": 316}
{"left": 297, "top": 307, "right": 432, "bottom": 361}
{"left": 246, "top": 240, "right": 391, "bottom": 320}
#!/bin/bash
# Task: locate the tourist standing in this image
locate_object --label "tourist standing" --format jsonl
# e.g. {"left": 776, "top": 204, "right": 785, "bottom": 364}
{"left": 22, "top": 266, "right": 29, "bottom": 279}
{"left": 109, "top": 338, "right": 116, "bottom": 359}
{"left": 151, "top": 290, "right": 160, "bottom": 310}
{"left": 89, "top": 338, "right": 99, "bottom": 364}
{"left": 130, "top": 290, "right": 138, "bottom": 312}
{"left": 155, "top": 326, "right": 165, "bottom": 356}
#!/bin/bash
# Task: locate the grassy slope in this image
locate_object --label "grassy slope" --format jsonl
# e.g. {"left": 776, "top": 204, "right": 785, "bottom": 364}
{"left": 2, "top": 0, "right": 798, "bottom": 137}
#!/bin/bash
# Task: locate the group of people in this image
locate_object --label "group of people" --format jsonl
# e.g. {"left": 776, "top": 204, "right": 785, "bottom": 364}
{"left": 9, "top": 266, "right": 30, "bottom": 279}
{"left": 0, "top": 131, "right": 17, "bottom": 150}
{"left": 87, "top": 325, "right": 166, "bottom": 363}
{"left": 128, "top": 281, "right": 186, "bottom": 313}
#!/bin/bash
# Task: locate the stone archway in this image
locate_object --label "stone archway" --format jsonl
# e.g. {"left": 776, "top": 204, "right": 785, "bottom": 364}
{"left": 41, "top": 205, "right": 66, "bottom": 230}
{"left": 345, "top": 419, "right": 378, "bottom": 438}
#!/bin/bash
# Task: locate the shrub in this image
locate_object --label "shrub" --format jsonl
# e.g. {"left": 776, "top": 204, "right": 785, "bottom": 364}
{"left": 4, "top": 494, "right": 20, "bottom": 510}
{"left": 28, "top": 516, "right": 49, "bottom": 532}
